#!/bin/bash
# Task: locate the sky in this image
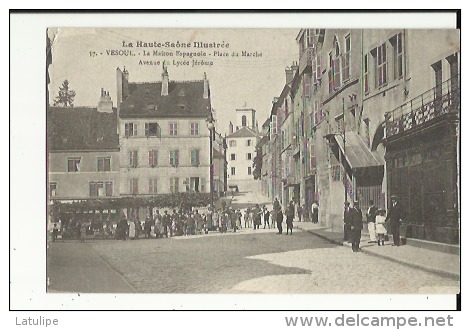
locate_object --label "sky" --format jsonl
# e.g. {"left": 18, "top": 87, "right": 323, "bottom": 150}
{"left": 48, "top": 28, "right": 299, "bottom": 135}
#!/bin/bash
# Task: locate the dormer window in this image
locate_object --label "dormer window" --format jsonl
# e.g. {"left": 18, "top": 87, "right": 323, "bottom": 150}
{"left": 178, "top": 90, "right": 185, "bottom": 97}
{"left": 178, "top": 104, "right": 186, "bottom": 111}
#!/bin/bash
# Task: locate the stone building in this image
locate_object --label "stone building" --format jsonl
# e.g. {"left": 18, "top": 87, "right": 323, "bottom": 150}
{"left": 47, "top": 90, "right": 120, "bottom": 220}
{"left": 116, "top": 65, "right": 217, "bottom": 218}
{"left": 261, "top": 28, "right": 459, "bottom": 243}
{"left": 226, "top": 106, "right": 260, "bottom": 192}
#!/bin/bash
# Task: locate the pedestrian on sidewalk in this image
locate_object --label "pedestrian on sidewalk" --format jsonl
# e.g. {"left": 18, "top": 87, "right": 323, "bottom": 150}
{"left": 311, "top": 200, "right": 319, "bottom": 224}
{"left": 343, "top": 201, "right": 352, "bottom": 242}
{"left": 297, "top": 203, "right": 303, "bottom": 222}
{"left": 286, "top": 201, "right": 295, "bottom": 235}
{"left": 79, "top": 222, "right": 87, "bottom": 243}
{"left": 263, "top": 206, "right": 270, "bottom": 229}
{"left": 276, "top": 208, "right": 283, "bottom": 234}
{"left": 154, "top": 211, "right": 163, "bottom": 238}
{"left": 366, "top": 200, "right": 378, "bottom": 243}
{"left": 244, "top": 209, "right": 249, "bottom": 228}
{"left": 350, "top": 201, "right": 363, "bottom": 252}
{"left": 230, "top": 209, "right": 238, "bottom": 233}
{"left": 162, "top": 210, "right": 171, "bottom": 238}
{"left": 375, "top": 209, "right": 387, "bottom": 246}
{"left": 128, "top": 219, "right": 136, "bottom": 240}
{"left": 386, "top": 195, "right": 403, "bottom": 246}
{"left": 253, "top": 204, "right": 262, "bottom": 230}
{"left": 144, "top": 215, "right": 153, "bottom": 239}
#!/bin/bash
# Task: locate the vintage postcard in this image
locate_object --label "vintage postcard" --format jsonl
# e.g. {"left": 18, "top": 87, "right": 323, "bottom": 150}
{"left": 45, "top": 26, "right": 460, "bottom": 300}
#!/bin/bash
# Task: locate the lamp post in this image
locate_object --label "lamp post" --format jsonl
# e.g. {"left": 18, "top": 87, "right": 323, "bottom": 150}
{"left": 207, "top": 117, "right": 215, "bottom": 213}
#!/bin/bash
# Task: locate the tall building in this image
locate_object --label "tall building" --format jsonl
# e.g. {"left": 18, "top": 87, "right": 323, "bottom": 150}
{"left": 116, "top": 65, "right": 215, "bottom": 218}
{"left": 226, "top": 105, "right": 260, "bottom": 192}
{"left": 261, "top": 28, "right": 459, "bottom": 244}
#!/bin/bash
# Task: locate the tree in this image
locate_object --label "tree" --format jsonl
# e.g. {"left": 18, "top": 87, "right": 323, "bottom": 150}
{"left": 53, "top": 79, "right": 76, "bottom": 107}
{"left": 252, "top": 146, "right": 263, "bottom": 180}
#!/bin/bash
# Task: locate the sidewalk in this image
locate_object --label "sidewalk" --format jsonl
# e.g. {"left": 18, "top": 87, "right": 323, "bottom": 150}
{"left": 294, "top": 221, "right": 460, "bottom": 281}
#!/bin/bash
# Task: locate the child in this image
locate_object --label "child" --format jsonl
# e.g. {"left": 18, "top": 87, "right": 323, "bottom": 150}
{"left": 375, "top": 209, "right": 387, "bottom": 246}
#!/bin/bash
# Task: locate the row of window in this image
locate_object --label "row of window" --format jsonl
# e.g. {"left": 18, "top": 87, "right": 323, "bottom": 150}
{"left": 129, "top": 177, "right": 206, "bottom": 194}
{"left": 65, "top": 149, "right": 203, "bottom": 172}
{"left": 67, "top": 157, "right": 111, "bottom": 173}
{"left": 308, "top": 32, "right": 403, "bottom": 96}
{"left": 364, "top": 33, "right": 403, "bottom": 93}
{"left": 49, "top": 177, "right": 207, "bottom": 197}
{"left": 129, "top": 149, "right": 201, "bottom": 168}
{"left": 228, "top": 139, "right": 253, "bottom": 147}
{"left": 124, "top": 122, "right": 201, "bottom": 137}
{"left": 229, "top": 153, "right": 252, "bottom": 161}
{"left": 230, "top": 166, "right": 251, "bottom": 176}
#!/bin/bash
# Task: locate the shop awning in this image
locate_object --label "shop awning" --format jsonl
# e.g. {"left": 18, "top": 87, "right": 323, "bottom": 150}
{"left": 334, "top": 131, "right": 384, "bottom": 169}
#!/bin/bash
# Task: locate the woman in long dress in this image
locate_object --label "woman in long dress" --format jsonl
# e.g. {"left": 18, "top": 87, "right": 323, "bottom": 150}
{"left": 128, "top": 220, "right": 136, "bottom": 239}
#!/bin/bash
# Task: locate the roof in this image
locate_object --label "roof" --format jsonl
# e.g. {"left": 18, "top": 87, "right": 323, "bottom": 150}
{"left": 48, "top": 107, "right": 119, "bottom": 151}
{"left": 120, "top": 80, "right": 211, "bottom": 118}
{"left": 262, "top": 117, "right": 271, "bottom": 128}
{"left": 335, "top": 131, "right": 384, "bottom": 169}
{"left": 226, "top": 126, "right": 259, "bottom": 138}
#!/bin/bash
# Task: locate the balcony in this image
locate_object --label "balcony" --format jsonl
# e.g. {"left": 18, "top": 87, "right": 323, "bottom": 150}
{"left": 299, "top": 47, "right": 314, "bottom": 74}
{"left": 385, "top": 76, "right": 460, "bottom": 138}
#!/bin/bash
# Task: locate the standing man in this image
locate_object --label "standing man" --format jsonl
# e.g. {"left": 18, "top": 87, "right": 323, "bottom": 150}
{"left": 386, "top": 195, "right": 403, "bottom": 246}
{"left": 263, "top": 206, "right": 270, "bottom": 229}
{"left": 144, "top": 215, "right": 153, "bottom": 239}
{"left": 343, "top": 201, "right": 352, "bottom": 242}
{"left": 230, "top": 209, "right": 238, "bottom": 233}
{"left": 162, "top": 210, "right": 171, "bottom": 238}
{"left": 366, "top": 200, "right": 378, "bottom": 243}
{"left": 350, "top": 201, "right": 363, "bottom": 252}
{"left": 286, "top": 200, "right": 295, "bottom": 235}
{"left": 276, "top": 207, "right": 283, "bottom": 234}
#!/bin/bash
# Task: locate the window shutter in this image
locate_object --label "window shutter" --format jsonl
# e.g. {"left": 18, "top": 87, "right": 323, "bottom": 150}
{"left": 145, "top": 123, "right": 149, "bottom": 136}
{"left": 200, "top": 177, "right": 206, "bottom": 192}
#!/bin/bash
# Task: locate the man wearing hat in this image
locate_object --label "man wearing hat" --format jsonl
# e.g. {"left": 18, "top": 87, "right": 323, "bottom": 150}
{"left": 387, "top": 195, "right": 403, "bottom": 246}
{"left": 343, "top": 201, "right": 352, "bottom": 242}
{"left": 350, "top": 201, "right": 363, "bottom": 252}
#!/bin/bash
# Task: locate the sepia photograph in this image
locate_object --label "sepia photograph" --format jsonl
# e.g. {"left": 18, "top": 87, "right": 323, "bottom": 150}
{"left": 9, "top": 10, "right": 464, "bottom": 317}
{"left": 44, "top": 25, "right": 460, "bottom": 297}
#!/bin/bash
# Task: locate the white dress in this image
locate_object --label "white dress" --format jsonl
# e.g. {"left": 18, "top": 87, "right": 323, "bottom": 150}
{"left": 375, "top": 215, "right": 387, "bottom": 235}
{"left": 128, "top": 221, "right": 136, "bottom": 238}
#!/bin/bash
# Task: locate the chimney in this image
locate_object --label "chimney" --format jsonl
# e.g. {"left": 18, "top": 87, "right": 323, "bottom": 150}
{"left": 97, "top": 88, "right": 113, "bottom": 113}
{"left": 285, "top": 66, "right": 294, "bottom": 85}
{"left": 122, "top": 66, "right": 129, "bottom": 99}
{"left": 161, "top": 63, "right": 169, "bottom": 96}
{"left": 203, "top": 72, "right": 209, "bottom": 99}
{"left": 229, "top": 121, "right": 233, "bottom": 134}
{"left": 116, "top": 67, "right": 123, "bottom": 105}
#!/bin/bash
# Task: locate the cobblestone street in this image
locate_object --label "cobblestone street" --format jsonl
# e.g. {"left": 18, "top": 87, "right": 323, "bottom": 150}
{"left": 48, "top": 227, "right": 459, "bottom": 294}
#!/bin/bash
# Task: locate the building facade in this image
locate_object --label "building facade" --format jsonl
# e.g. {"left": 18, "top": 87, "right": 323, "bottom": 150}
{"left": 47, "top": 91, "right": 121, "bottom": 222}
{"left": 226, "top": 107, "right": 260, "bottom": 192}
{"left": 260, "top": 28, "right": 460, "bottom": 243}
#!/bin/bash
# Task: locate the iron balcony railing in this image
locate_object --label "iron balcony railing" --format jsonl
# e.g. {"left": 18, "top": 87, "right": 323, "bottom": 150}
{"left": 385, "top": 76, "right": 460, "bottom": 137}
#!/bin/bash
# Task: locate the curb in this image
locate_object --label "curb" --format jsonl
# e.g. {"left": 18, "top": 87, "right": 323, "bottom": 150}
{"left": 298, "top": 226, "right": 460, "bottom": 281}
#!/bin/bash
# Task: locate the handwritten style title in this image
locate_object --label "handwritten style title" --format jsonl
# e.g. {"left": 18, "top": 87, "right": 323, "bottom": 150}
{"left": 122, "top": 40, "right": 230, "bottom": 49}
